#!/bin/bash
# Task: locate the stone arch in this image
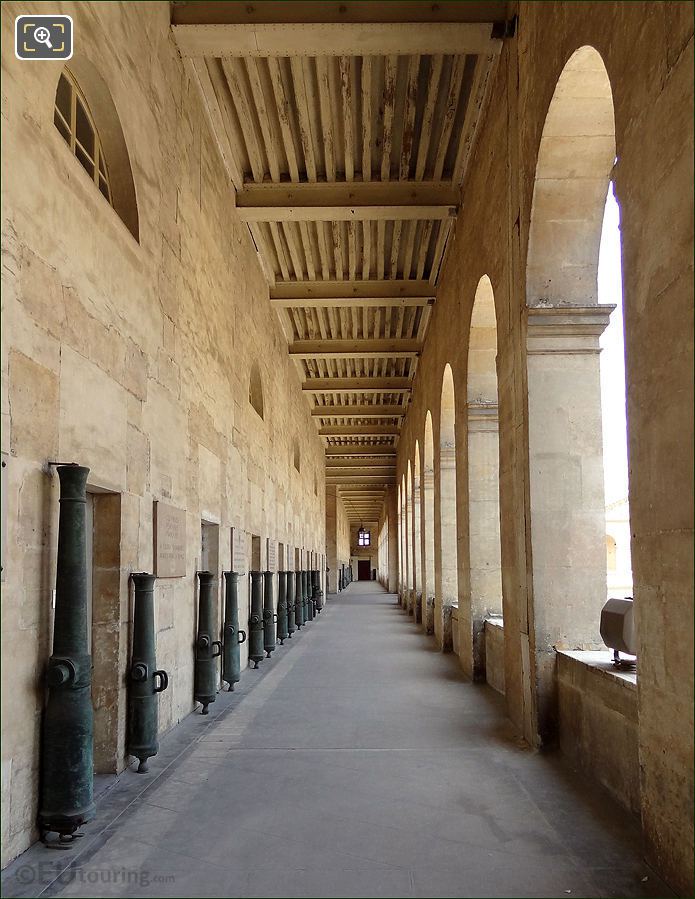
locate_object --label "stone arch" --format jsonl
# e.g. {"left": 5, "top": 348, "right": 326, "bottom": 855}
{"left": 423, "top": 411, "right": 436, "bottom": 635}
{"left": 249, "top": 362, "right": 264, "bottom": 418}
{"left": 526, "top": 45, "right": 615, "bottom": 306}
{"left": 525, "top": 46, "right": 617, "bottom": 743}
{"left": 437, "top": 364, "right": 458, "bottom": 650}
{"left": 464, "top": 275, "right": 503, "bottom": 680}
{"left": 406, "top": 459, "right": 414, "bottom": 612}
{"left": 412, "top": 441, "right": 422, "bottom": 619}
{"left": 56, "top": 57, "right": 139, "bottom": 241}
{"left": 400, "top": 474, "right": 407, "bottom": 604}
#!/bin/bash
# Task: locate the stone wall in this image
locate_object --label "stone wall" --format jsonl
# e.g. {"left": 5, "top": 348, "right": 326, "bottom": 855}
{"left": 325, "top": 486, "right": 350, "bottom": 593}
{"left": 484, "top": 620, "right": 506, "bottom": 697}
{"left": 557, "top": 652, "right": 639, "bottom": 814}
{"left": 394, "top": 2, "right": 693, "bottom": 893}
{"left": 1, "top": 0, "right": 326, "bottom": 866}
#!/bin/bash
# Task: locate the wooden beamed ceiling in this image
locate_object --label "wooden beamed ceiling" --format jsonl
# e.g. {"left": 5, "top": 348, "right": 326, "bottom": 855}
{"left": 173, "top": 1, "right": 505, "bottom": 521}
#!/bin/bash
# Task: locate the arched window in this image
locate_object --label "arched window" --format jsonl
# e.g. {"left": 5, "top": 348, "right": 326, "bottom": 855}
{"left": 423, "top": 412, "right": 436, "bottom": 635}
{"left": 412, "top": 441, "right": 422, "bottom": 621}
{"left": 606, "top": 535, "right": 617, "bottom": 571}
{"left": 465, "top": 275, "right": 503, "bottom": 680}
{"left": 53, "top": 61, "right": 139, "bottom": 240}
{"left": 525, "top": 46, "right": 621, "bottom": 743}
{"left": 293, "top": 438, "right": 301, "bottom": 472}
{"left": 249, "top": 362, "right": 264, "bottom": 418}
{"left": 438, "top": 364, "right": 458, "bottom": 651}
{"left": 405, "top": 460, "right": 413, "bottom": 613}
{"left": 54, "top": 70, "right": 112, "bottom": 202}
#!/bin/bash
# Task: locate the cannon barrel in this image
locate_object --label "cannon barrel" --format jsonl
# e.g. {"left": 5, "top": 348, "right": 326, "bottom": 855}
{"left": 286, "top": 571, "right": 295, "bottom": 637}
{"left": 195, "top": 571, "right": 221, "bottom": 714}
{"left": 127, "top": 573, "right": 168, "bottom": 773}
{"left": 295, "top": 570, "right": 304, "bottom": 628}
{"left": 248, "top": 572, "right": 265, "bottom": 667}
{"left": 222, "top": 571, "right": 246, "bottom": 690}
{"left": 39, "top": 464, "right": 96, "bottom": 839}
{"left": 263, "top": 571, "right": 277, "bottom": 657}
{"left": 277, "top": 571, "right": 289, "bottom": 644}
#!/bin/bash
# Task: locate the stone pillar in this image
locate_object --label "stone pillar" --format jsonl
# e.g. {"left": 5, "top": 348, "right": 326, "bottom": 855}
{"left": 462, "top": 403, "right": 503, "bottom": 681}
{"left": 412, "top": 482, "right": 422, "bottom": 622}
{"left": 422, "top": 470, "right": 435, "bottom": 635}
{"left": 436, "top": 445, "right": 457, "bottom": 651}
{"left": 526, "top": 304, "right": 613, "bottom": 742}
{"left": 403, "top": 487, "right": 411, "bottom": 611}
{"left": 325, "top": 486, "right": 338, "bottom": 594}
{"left": 386, "top": 487, "right": 399, "bottom": 593}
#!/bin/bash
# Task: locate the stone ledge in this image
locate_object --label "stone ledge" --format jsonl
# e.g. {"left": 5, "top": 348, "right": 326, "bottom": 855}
{"left": 557, "top": 649, "right": 637, "bottom": 690}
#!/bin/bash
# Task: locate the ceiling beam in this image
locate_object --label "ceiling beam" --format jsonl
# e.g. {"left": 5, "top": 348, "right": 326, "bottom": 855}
{"left": 290, "top": 340, "right": 420, "bottom": 359}
{"left": 273, "top": 295, "right": 432, "bottom": 309}
{"left": 326, "top": 461, "right": 396, "bottom": 469}
{"left": 328, "top": 476, "right": 394, "bottom": 481}
{"left": 237, "top": 204, "right": 456, "bottom": 223}
{"left": 303, "top": 377, "right": 412, "bottom": 393}
{"left": 272, "top": 280, "right": 433, "bottom": 300}
{"left": 172, "top": 22, "right": 502, "bottom": 58}
{"left": 184, "top": 58, "right": 244, "bottom": 191}
{"left": 237, "top": 181, "right": 458, "bottom": 209}
{"left": 319, "top": 425, "right": 400, "bottom": 437}
{"left": 312, "top": 405, "right": 405, "bottom": 418}
{"left": 172, "top": 3, "right": 509, "bottom": 26}
{"left": 331, "top": 488, "right": 392, "bottom": 493}
{"left": 325, "top": 446, "right": 396, "bottom": 456}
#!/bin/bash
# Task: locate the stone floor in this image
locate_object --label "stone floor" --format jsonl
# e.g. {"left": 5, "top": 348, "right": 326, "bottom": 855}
{"left": 2, "top": 583, "right": 672, "bottom": 898}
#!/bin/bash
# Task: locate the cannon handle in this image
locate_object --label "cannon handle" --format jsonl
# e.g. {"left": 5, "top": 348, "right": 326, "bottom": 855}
{"left": 211, "top": 640, "right": 223, "bottom": 658}
{"left": 153, "top": 670, "right": 169, "bottom": 693}
{"left": 238, "top": 629, "right": 247, "bottom": 644}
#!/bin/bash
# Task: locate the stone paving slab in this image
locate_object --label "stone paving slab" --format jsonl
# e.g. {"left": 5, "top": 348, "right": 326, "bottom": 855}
{"left": 2, "top": 585, "right": 673, "bottom": 898}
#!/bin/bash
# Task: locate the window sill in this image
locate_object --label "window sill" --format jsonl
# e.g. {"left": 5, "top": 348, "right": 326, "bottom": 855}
{"left": 556, "top": 650, "right": 637, "bottom": 688}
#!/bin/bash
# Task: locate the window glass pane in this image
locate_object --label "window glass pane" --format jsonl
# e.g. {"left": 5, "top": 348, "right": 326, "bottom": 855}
{"left": 98, "top": 152, "right": 107, "bottom": 177}
{"left": 75, "top": 97, "right": 95, "bottom": 160}
{"left": 54, "top": 109, "right": 70, "bottom": 145}
{"left": 76, "top": 145, "right": 95, "bottom": 179}
{"left": 98, "top": 176, "right": 110, "bottom": 202}
{"left": 55, "top": 74, "right": 71, "bottom": 123}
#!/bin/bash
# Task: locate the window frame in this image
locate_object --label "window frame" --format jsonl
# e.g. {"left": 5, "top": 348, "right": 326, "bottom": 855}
{"left": 54, "top": 69, "right": 112, "bottom": 205}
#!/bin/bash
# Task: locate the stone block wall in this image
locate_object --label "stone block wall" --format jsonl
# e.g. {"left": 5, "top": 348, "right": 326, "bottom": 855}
{"left": 1, "top": 1, "right": 325, "bottom": 866}
{"left": 557, "top": 652, "right": 640, "bottom": 814}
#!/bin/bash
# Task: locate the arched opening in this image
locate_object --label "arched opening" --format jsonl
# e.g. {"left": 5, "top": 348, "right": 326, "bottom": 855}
{"left": 400, "top": 475, "right": 407, "bottom": 605}
{"left": 525, "top": 46, "right": 620, "bottom": 742}
{"left": 412, "top": 442, "right": 422, "bottom": 622}
{"left": 249, "top": 362, "right": 264, "bottom": 419}
{"left": 437, "top": 364, "right": 458, "bottom": 650}
{"left": 397, "top": 482, "right": 403, "bottom": 598}
{"left": 423, "top": 412, "right": 436, "bottom": 635}
{"left": 54, "top": 59, "right": 139, "bottom": 241}
{"left": 599, "top": 185, "right": 633, "bottom": 597}
{"left": 464, "top": 275, "right": 503, "bottom": 680}
{"left": 406, "top": 459, "right": 414, "bottom": 615}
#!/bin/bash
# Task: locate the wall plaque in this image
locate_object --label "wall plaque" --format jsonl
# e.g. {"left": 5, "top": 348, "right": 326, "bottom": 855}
{"left": 232, "top": 527, "right": 247, "bottom": 574}
{"left": 267, "top": 539, "right": 277, "bottom": 572}
{"left": 154, "top": 501, "right": 186, "bottom": 577}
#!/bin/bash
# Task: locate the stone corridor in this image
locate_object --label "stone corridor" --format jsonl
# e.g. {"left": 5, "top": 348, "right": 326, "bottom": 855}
{"left": 2, "top": 584, "right": 671, "bottom": 899}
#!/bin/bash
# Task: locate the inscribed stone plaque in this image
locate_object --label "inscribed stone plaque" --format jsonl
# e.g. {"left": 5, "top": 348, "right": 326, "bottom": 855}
{"left": 232, "top": 528, "right": 247, "bottom": 574}
{"left": 153, "top": 501, "right": 186, "bottom": 577}
{"left": 267, "top": 539, "right": 277, "bottom": 572}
